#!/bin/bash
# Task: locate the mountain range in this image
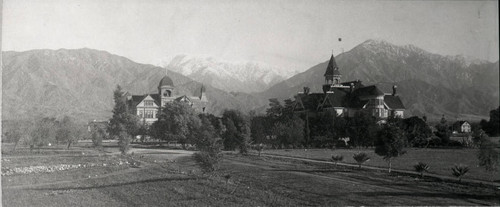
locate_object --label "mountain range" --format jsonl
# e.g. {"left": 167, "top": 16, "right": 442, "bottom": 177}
{"left": 257, "top": 39, "right": 499, "bottom": 120}
{"left": 2, "top": 39, "right": 498, "bottom": 123}
{"left": 2, "top": 49, "right": 265, "bottom": 122}
{"left": 160, "top": 55, "right": 301, "bottom": 93}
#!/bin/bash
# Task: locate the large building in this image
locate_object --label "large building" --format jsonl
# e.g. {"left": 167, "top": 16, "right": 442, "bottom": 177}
{"left": 293, "top": 55, "right": 405, "bottom": 120}
{"left": 124, "top": 71, "right": 208, "bottom": 124}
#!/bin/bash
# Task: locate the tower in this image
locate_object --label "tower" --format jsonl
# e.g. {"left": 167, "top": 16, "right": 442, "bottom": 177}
{"left": 158, "top": 69, "right": 175, "bottom": 107}
{"left": 323, "top": 54, "right": 341, "bottom": 93}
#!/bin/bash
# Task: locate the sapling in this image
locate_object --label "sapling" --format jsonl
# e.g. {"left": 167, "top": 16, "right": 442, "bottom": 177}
{"left": 331, "top": 155, "right": 344, "bottom": 167}
{"left": 353, "top": 153, "right": 370, "bottom": 169}
{"left": 414, "top": 162, "right": 430, "bottom": 178}
{"left": 451, "top": 165, "right": 469, "bottom": 182}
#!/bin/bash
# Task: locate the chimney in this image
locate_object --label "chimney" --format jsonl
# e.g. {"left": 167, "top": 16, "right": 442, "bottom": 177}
{"left": 350, "top": 83, "right": 354, "bottom": 93}
{"left": 392, "top": 85, "right": 397, "bottom": 96}
{"left": 304, "top": 87, "right": 310, "bottom": 95}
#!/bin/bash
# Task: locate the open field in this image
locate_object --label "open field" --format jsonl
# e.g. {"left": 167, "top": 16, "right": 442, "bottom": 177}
{"left": 2, "top": 144, "right": 500, "bottom": 206}
{"left": 261, "top": 146, "right": 500, "bottom": 182}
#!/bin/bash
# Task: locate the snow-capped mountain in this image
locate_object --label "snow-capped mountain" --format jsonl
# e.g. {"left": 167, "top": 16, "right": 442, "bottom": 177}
{"left": 161, "top": 55, "right": 300, "bottom": 93}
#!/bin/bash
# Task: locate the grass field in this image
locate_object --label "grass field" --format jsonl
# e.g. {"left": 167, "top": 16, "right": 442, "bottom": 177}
{"left": 2, "top": 143, "right": 500, "bottom": 206}
{"left": 261, "top": 147, "right": 500, "bottom": 182}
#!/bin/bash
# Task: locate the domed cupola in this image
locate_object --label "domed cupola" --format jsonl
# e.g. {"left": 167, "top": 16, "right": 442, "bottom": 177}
{"left": 158, "top": 69, "right": 175, "bottom": 106}
{"left": 159, "top": 75, "right": 174, "bottom": 88}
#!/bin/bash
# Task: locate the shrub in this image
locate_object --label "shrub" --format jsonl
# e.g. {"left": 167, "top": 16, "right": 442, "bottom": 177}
{"left": 451, "top": 165, "right": 469, "bottom": 182}
{"left": 414, "top": 162, "right": 430, "bottom": 178}
{"left": 353, "top": 152, "right": 370, "bottom": 169}
{"left": 118, "top": 131, "right": 131, "bottom": 155}
{"left": 193, "top": 151, "right": 223, "bottom": 174}
{"left": 331, "top": 155, "right": 344, "bottom": 166}
{"left": 477, "top": 140, "right": 499, "bottom": 171}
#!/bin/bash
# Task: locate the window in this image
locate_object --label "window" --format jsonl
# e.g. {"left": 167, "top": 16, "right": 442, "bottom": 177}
{"left": 145, "top": 110, "right": 154, "bottom": 118}
{"left": 163, "top": 90, "right": 171, "bottom": 97}
{"left": 138, "top": 111, "right": 144, "bottom": 118}
{"left": 144, "top": 100, "right": 154, "bottom": 106}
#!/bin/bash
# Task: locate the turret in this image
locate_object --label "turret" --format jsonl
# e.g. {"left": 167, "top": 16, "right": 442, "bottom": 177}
{"left": 324, "top": 54, "right": 341, "bottom": 84}
{"left": 158, "top": 69, "right": 175, "bottom": 106}
{"left": 323, "top": 54, "right": 341, "bottom": 93}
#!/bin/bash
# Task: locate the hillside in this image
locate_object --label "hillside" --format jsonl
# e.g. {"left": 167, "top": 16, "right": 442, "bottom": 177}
{"left": 2, "top": 49, "right": 265, "bottom": 122}
{"left": 258, "top": 40, "right": 499, "bottom": 120}
{"left": 3, "top": 40, "right": 498, "bottom": 122}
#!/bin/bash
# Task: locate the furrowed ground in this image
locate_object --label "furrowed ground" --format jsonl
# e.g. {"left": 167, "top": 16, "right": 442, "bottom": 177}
{"left": 2, "top": 143, "right": 500, "bottom": 206}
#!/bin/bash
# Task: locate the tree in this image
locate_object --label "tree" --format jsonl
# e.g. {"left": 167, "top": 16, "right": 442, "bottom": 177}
{"left": 91, "top": 127, "right": 106, "bottom": 149}
{"left": 151, "top": 101, "right": 201, "bottom": 148}
{"left": 108, "top": 85, "right": 139, "bottom": 154}
{"left": 347, "top": 110, "right": 379, "bottom": 147}
{"left": 331, "top": 155, "right": 344, "bottom": 167}
{"left": 375, "top": 123, "right": 407, "bottom": 173}
{"left": 480, "top": 107, "right": 500, "bottom": 136}
{"left": 309, "top": 111, "right": 337, "bottom": 148}
{"left": 414, "top": 162, "right": 430, "bottom": 178}
{"left": 56, "top": 116, "right": 82, "bottom": 149}
{"left": 222, "top": 110, "right": 251, "bottom": 154}
{"left": 477, "top": 136, "right": 499, "bottom": 172}
{"left": 30, "top": 117, "right": 57, "bottom": 149}
{"left": 251, "top": 116, "right": 268, "bottom": 145}
{"left": 401, "top": 116, "right": 433, "bottom": 147}
{"left": 193, "top": 114, "right": 223, "bottom": 174}
{"left": 222, "top": 118, "right": 239, "bottom": 150}
{"left": 266, "top": 98, "right": 285, "bottom": 120}
{"left": 353, "top": 152, "right": 370, "bottom": 169}
{"left": 451, "top": 165, "right": 469, "bottom": 182}
{"left": 270, "top": 115, "right": 305, "bottom": 148}
{"left": 472, "top": 129, "right": 489, "bottom": 148}
{"left": 435, "top": 115, "right": 451, "bottom": 145}
{"left": 3, "top": 121, "right": 26, "bottom": 151}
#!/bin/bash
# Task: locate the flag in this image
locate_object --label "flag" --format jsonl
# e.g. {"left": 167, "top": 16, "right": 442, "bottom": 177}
{"left": 338, "top": 38, "right": 342, "bottom": 42}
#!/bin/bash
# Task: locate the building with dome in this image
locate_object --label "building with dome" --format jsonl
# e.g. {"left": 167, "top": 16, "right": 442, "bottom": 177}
{"left": 293, "top": 54, "right": 405, "bottom": 120}
{"left": 124, "top": 70, "right": 208, "bottom": 125}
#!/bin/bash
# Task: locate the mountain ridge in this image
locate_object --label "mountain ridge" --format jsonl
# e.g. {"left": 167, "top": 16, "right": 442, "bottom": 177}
{"left": 2, "top": 49, "right": 266, "bottom": 122}
{"left": 3, "top": 40, "right": 498, "bottom": 122}
{"left": 256, "top": 39, "right": 499, "bottom": 120}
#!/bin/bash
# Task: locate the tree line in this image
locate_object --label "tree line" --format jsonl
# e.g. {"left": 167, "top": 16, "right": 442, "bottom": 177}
{"left": 2, "top": 116, "right": 87, "bottom": 151}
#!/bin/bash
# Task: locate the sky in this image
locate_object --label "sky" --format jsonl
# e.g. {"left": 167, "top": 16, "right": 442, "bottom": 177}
{"left": 3, "top": 0, "right": 499, "bottom": 71}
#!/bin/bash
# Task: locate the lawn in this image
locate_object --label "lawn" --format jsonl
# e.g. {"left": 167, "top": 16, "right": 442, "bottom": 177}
{"left": 261, "top": 147, "right": 500, "bottom": 182}
{"left": 3, "top": 143, "right": 499, "bottom": 206}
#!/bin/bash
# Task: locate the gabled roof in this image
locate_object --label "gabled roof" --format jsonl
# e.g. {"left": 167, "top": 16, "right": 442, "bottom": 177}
{"left": 324, "top": 55, "right": 340, "bottom": 76}
{"left": 130, "top": 95, "right": 145, "bottom": 107}
{"left": 174, "top": 95, "right": 192, "bottom": 103}
{"left": 453, "top": 120, "right": 470, "bottom": 126}
{"left": 150, "top": 94, "right": 161, "bottom": 106}
{"left": 323, "top": 88, "right": 347, "bottom": 108}
{"left": 346, "top": 96, "right": 369, "bottom": 108}
{"left": 352, "top": 85, "right": 384, "bottom": 97}
{"left": 130, "top": 94, "right": 161, "bottom": 107}
{"left": 383, "top": 95, "right": 405, "bottom": 109}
